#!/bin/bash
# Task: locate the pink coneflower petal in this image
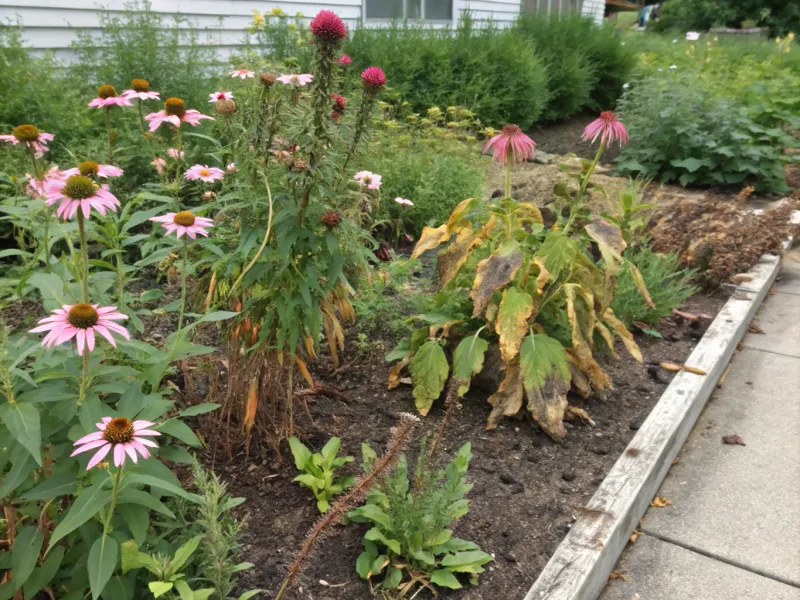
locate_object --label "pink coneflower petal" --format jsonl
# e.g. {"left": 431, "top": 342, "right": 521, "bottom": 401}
{"left": 582, "top": 111, "right": 629, "bottom": 147}
{"left": 482, "top": 124, "right": 535, "bottom": 165}
{"left": 86, "top": 444, "right": 112, "bottom": 470}
{"left": 71, "top": 438, "right": 109, "bottom": 455}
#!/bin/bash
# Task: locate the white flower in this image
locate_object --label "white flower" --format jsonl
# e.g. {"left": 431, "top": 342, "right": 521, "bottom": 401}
{"left": 657, "top": 68, "right": 663, "bottom": 72}
{"left": 686, "top": 31, "right": 701, "bottom": 41}
{"left": 669, "top": 64, "right": 677, "bottom": 69}
{"left": 672, "top": 39, "right": 678, "bottom": 43}
{"left": 394, "top": 197, "right": 414, "bottom": 206}
{"left": 623, "top": 82, "right": 630, "bottom": 89}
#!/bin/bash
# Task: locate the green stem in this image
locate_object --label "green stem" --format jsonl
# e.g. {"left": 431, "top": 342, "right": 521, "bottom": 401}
{"left": 77, "top": 212, "right": 90, "bottom": 302}
{"left": 169, "top": 239, "right": 189, "bottom": 362}
{"left": 105, "top": 107, "right": 114, "bottom": 164}
{"left": 102, "top": 465, "right": 124, "bottom": 535}
{"left": 29, "top": 150, "right": 51, "bottom": 270}
{"left": 564, "top": 142, "right": 604, "bottom": 236}
{"left": 137, "top": 100, "right": 157, "bottom": 162}
{"left": 502, "top": 160, "right": 513, "bottom": 239}
{"left": 78, "top": 352, "right": 89, "bottom": 406}
{"left": 172, "top": 127, "right": 184, "bottom": 209}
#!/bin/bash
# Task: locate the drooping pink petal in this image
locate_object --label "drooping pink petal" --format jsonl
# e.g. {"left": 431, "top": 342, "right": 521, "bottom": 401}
{"left": 74, "top": 430, "right": 106, "bottom": 445}
{"left": 113, "top": 444, "right": 126, "bottom": 467}
{"left": 86, "top": 443, "right": 112, "bottom": 470}
{"left": 71, "top": 439, "right": 110, "bottom": 456}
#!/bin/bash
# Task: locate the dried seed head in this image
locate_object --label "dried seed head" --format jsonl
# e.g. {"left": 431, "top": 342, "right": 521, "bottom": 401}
{"left": 215, "top": 98, "right": 237, "bottom": 115}
{"left": 259, "top": 72, "right": 277, "bottom": 87}
{"left": 320, "top": 211, "right": 341, "bottom": 229}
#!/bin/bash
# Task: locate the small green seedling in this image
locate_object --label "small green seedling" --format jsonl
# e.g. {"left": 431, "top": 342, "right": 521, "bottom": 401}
{"left": 121, "top": 536, "right": 214, "bottom": 599}
{"left": 289, "top": 436, "right": 355, "bottom": 512}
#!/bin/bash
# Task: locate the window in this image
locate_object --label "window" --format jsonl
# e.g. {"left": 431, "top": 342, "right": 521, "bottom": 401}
{"left": 365, "top": 0, "right": 453, "bottom": 21}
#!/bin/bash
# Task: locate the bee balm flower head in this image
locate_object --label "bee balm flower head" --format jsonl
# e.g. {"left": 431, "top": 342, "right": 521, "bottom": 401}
{"left": 310, "top": 10, "right": 347, "bottom": 43}
{"left": 582, "top": 111, "right": 629, "bottom": 147}
{"left": 30, "top": 303, "right": 130, "bottom": 356}
{"left": 482, "top": 124, "right": 535, "bottom": 165}
{"left": 71, "top": 416, "right": 160, "bottom": 469}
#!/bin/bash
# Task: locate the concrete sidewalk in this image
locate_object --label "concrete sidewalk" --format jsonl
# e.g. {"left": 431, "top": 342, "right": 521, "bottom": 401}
{"left": 601, "top": 260, "right": 800, "bottom": 600}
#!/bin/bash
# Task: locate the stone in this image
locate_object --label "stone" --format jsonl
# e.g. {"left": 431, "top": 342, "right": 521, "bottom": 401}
{"left": 509, "top": 483, "right": 525, "bottom": 495}
{"left": 629, "top": 417, "right": 644, "bottom": 431}
{"left": 561, "top": 470, "right": 577, "bottom": 482}
{"left": 647, "top": 365, "right": 672, "bottom": 385}
{"left": 592, "top": 445, "right": 610, "bottom": 456}
{"left": 528, "top": 150, "right": 555, "bottom": 165}
{"left": 500, "top": 471, "right": 519, "bottom": 485}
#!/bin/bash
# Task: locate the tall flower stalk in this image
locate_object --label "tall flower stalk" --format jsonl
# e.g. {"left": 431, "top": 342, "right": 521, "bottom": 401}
{"left": 341, "top": 67, "right": 386, "bottom": 175}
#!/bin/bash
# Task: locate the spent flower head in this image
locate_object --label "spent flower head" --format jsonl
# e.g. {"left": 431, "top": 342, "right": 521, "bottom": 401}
{"left": 482, "top": 124, "right": 535, "bottom": 165}
{"left": 582, "top": 111, "right": 629, "bottom": 147}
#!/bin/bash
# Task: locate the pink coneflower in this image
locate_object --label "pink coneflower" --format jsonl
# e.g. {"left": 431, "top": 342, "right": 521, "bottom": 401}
{"left": 394, "top": 197, "right": 413, "bottom": 206}
{"left": 150, "top": 211, "right": 214, "bottom": 239}
{"left": 184, "top": 164, "right": 225, "bottom": 183}
{"left": 88, "top": 85, "right": 133, "bottom": 108}
{"left": 62, "top": 161, "right": 123, "bottom": 179}
{"left": 361, "top": 67, "right": 386, "bottom": 91}
{"left": 44, "top": 175, "right": 120, "bottom": 220}
{"left": 277, "top": 73, "right": 314, "bottom": 87}
{"left": 354, "top": 170, "right": 382, "bottom": 190}
{"left": 71, "top": 416, "right": 160, "bottom": 469}
{"left": 151, "top": 157, "right": 167, "bottom": 174}
{"left": 167, "top": 148, "right": 184, "bottom": 159}
{"left": 145, "top": 97, "right": 214, "bottom": 132}
{"left": 26, "top": 166, "right": 67, "bottom": 197}
{"left": 230, "top": 69, "right": 255, "bottom": 79}
{"left": 121, "top": 78, "right": 160, "bottom": 101}
{"left": 30, "top": 303, "right": 130, "bottom": 356}
{"left": 338, "top": 54, "right": 352, "bottom": 65}
{"left": 482, "top": 124, "right": 535, "bottom": 165}
{"left": 226, "top": 162, "right": 237, "bottom": 173}
{"left": 310, "top": 10, "right": 347, "bottom": 42}
{"left": 582, "top": 111, "right": 629, "bottom": 147}
{"left": 0, "top": 125, "right": 54, "bottom": 158}
{"left": 209, "top": 91, "right": 234, "bottom": 103}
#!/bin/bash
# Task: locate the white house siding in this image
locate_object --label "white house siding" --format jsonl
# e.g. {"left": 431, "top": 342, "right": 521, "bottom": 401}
{"left": 1, "top": 0, "right": 520, "bottom": 62}
{"left": 580, "top": 0, "right": 605, "bottom": 23}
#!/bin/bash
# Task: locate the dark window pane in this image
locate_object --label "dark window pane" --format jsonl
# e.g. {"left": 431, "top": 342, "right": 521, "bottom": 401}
{"left": 408, "top": 0, "right": 422, "bottom": 19}
{"left": 366, "top": 0, "right": 404, "bottom": 19}
{"left": 425, "top": 0, "right": 452, "bottom": 20}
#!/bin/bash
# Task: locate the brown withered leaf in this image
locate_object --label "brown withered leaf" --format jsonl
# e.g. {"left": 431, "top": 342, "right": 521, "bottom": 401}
{"left": 630, "top": 529, "right": 641, "bottom": 544}
{"left": 586, "top": 219, "right": 627, "bottom": 273}
{"left": 565, "top": 285, "right": 612, "bottom": 392}
{"left": 682, "top": 364, "right": 707, "bottom": 376}
{"left": 437, "top": 229, "right": 482, "bottom": 289}
{"left": 722, "top": 434, "right": 746, "bottom": 446}
{"left": 604, "top": 308, "right": 643, "bottom": 362}
{"left": 531, "top": 257, "right": 550, "bottom": 295}
{"left": 608, "top": 571, "right": 628, "bottom": 582}
{"left": 445, "top": 198, "right": 476, "bottom": 234}
{"left": 525, "top": 375, "right": 569, "bottom": 440}
{"left": 747, "top": 323, "right": 765, "bottom": 334}
{"left": 514, "top": 203, "right": 544, "bottom": 224}
{"left": 659, "top": 361, "right": 683, "bottom": 372}
{"left": 566, "top": 360, "right": 591, "bottom": 399}
{"left": 387, "top": 355, "right": 412, "bottom": 390}
{"left": 496, "top": 287, "right": 535, "bottom": 362}
{"left": 626, "top": 260, "right": 655, "bottom": 308}
{"left": 564, "top": 405, "right": 595, "bottom": 426}
{"left": 470, "top": 240, "right": 524, "bottom": 317}
{"left": 294, "top": 356, "right": 315, "bottom": 389}
{"left": 651, "top": 496, "right": 671, "bottom": 508}
{"left": 595, "top": 321, "right": 620, "bottom": 360}
{"left": 411, "top": 224, "right": 450, "bottom": 260}
{"left": 486, "top": 361, "right": 524, "bottom": 429}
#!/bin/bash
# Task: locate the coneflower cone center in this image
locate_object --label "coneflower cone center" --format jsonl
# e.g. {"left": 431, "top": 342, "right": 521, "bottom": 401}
{"left": 12, "top": 124, "right": 40, "bottom": 142}
{"left": 600, "top": 111, "right": 617, "bottom": 123}
{"left": 164, "top": 98, "right": 186, "bottom": 118}
{"left": 79, "top": 161, "right": 99, "bottom": 177}
{"left": 63, "top": 175, "right": 96, "bottom": 200}
{"left": 174, "top": 211, "right": 196, "bottom": 226}
{"left": 502, "top": 124, "right": 522, "bottom": 136}
{"left": 98, "top": 84, "right": 117, "bottom": 99}
{"left": 67, "top": 303, "right": 99, "bottom": 328}
{"left": 103, "top": 417, "right": 134, "bottom": 443}
{"left": 131, "top": 78, "right": 149, "bottom": 92}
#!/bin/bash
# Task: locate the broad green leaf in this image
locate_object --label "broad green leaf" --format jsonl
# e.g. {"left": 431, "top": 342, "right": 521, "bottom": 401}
{"left": 354, "top": 504, "right": 392, "bottom": 529}
{"left": 120, "top": 540, "right": 159, "bottom": 575}
{"left": 179, "top": 403, "right": 220, "bottom": 417}
{"left": 496, "top": 288, "right": 535, "bottom": 362}
{"left": 431, "top": 569, "right": 463, "bottom": 589}
{"left": 236, "top": 591, "right": 265, "bottom": 600}
{"left": 119, "top": 504, "right": 149, "bottom": 546}
{"left": 22, "top": 470, "right": 78, "bottom": 500}
{"left": 23, "top": 546, "right": 64, "bottom": 599}
{"left": 171, "top": 535, "right": 203, "bottom": 574}
{"left": 385, "top": 338, "right": 411, "bottom": 362}
{"left": 441, "top": 550, "right": 494, "bottom": 569}
{"left": 0, "top": 402, "right": 41, "bottom": 465}
{"left": 0, "top": 451, "right": 36, "bottom": 497}
{"left": 88, "top": 535, "right": 118, "bottom": 600}
{"left": 123, "top": 473, "right": 202, "bottom": 504}
{"left": 451, "top": 333, "right": 488, "bottom": 398}
{"left": 149, "top": 582, "right": 174, "bottom": 598}
{"left": 670, "top": 157, "right": 713, "bottom": 173}
{"left": 519, "top": 333, "right": 571, "bottom": 391}
{"left": 288, "top": 437, "right": 312, "bottom": 470}
{"left": 364, "top": 527, "right": 401, "bottom": 554}
{"left": 408, "top": 340, "right": 449, "bottom": 416}
{"left": 534, "top": 231, "right": 579, "bottom": 283}
{"left": 384, "top": 565, "right": 403, "bottom": 588}
{"left": 117, "top": 488, "right": 176, "bottom": 518}
{"left": 28, "top": 272, "right": 65, "bottom": 309}
{"left": 320, "top": 436, "right": 341, "bottom": 462}
{"left": 11, "top": 526, "right": 44, "bottom": 590}
{"left": 173, "top": 580, "right": 196, "bottom": 600}
{"left": 469, "top": 239, "right": 523, "bottom": 316}
{"left": 49, "top": 484, "right": 112, "bottom": 549}
{"left": 156, "top": 419, "right": 201, "bottom": 446}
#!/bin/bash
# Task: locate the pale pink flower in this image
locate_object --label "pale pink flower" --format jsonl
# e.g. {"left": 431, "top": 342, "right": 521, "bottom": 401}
{"left": 145, "top": 98, "right": 214, "bottom": 132}
{"left": 184, "top": 164, "right": 225, "bottom": 183}
{"left": 582, "top": 111, "right": 629, "bottom": 147}
{"left": 30, "top": 303, "right": 130, "bottom": 356}
{"left": 483, "top": 124, "right": 535, "bottom": 165}
{"left": 71, "top": 416, "right": 160, "bottom": 469}
{"left": 226, "top": 162, "right": 237, "bottom": 173}
{"left": 394, "top": 197, "right": 413, "bottom": 206}
{"left": 354, "top": 170, "right": 382, "bottom": 190}
{"left": 151, "top": 157, "right": 167, "bottom": 174}
{"left": 277, "top": 74, "right": 314, "bottom": 87}
{"left": 0, "top": 125, "right": 54, "bottom": 158}
{"left": 230, "top": 69, "right": 255, "bottom": 79}
{"left": 88, "top": 85, "right": 133, "bottom": 108}
{"left": 122, "top": 89, "right": 160, "bottom": 101}
{"left": 26, "top": 166, "right": 68, "bottom": 197}
{"left": 209, "top": 91, "right": 234, "bottom": 102}
{"left": 167, "top": 148, "right": 184, "bottom": 159}
{"left": 45, "top": 175, "right": 121, "bottom": 220}
{"left": 150, "top": 211, "right": 214, "bottom": 239}
{"left": 61, "top": 162, "right": 124, "bottom": 179}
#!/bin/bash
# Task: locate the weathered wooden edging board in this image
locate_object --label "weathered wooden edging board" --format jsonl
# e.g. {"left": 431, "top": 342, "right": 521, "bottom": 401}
{"left": 523, "top": 253, "right": 782, "bottom": 600}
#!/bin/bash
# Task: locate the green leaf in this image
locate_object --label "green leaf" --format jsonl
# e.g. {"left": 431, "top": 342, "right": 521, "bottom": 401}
{"left": 120, "top": 540, "right": 159, "bottom": 575}
{"left": 88, "top": 535, "right": 118, "bottom": 600}
{"left": 0, "top": 402, "right": 41, "bottom": 465}
{"left": 28, "top": 272, "right": 65, "bottom": 309}
{"left": 670, "top": 157, "right": 713, "bottom": 173}
{"left": 119, "top": 504, "right": 149, "bottom": 546}
{"left": 364, "top": 527, "right": 402, "bottom": 554}
{"left": 0, "top": 450, "right": 35, "bottom": 497}
{"left": 408, "top": 340, "right": 449, "bottom": 416}
{"left": 354, "top": 504, "right": 392, "bottom": 529}
{"left": 236, "top": 591, "right": 265, "bottom": 600}
{"left": 23, "top": 546, "right": 64, "bottom": 599}
{"left": 384, "top": 566, "right": 403, "bottom": 588}
{"left": 49, "top": 484, "right": 112, "bottom": 550}
{"left": 320, "top": 437, "right": 341, "bottom": 462}
{"left": 149, "top": 582, "right": 174, "bottom": 598}
{"left": 534, "top": 231, "right": 579, "bottom": 283}
{"left": 22, "top": 470, "right": 78, "bottom": 500}
{"left": 156, "top": 419, "right": 201, "bottom": 446}
{"left": 431, "top": 569, "right": 463, "bottom": 589}
{"left": 117, "top": 488, "right": 175, "bottom": 518}
{"left": 288, "top": 437, "right": 312, "bottom": 470}
{"left": 519, "top": 333, "right": 571, "bottom": 391}
{"left": 385, "top": 338, "right": 411, "bottom": 362}
{"left": 123, "top": 473, "right": 202, "bottom": 504}
{"left": 451, "top": 333, "right": 488, "bottom": 398}
{"left": 497, "top": 287, "right": 535, "bottom": 362}
{"left": 173, "top": 580, "right": 197, "bottom": 600}
{"left": 170, "top": 535, "right": 203, "bottom": 574}
{"left": 11, "top": 526, "right": 44, "bottom": 590}
{"left": 179, "top": 403, "right": 220, "bottom": 417}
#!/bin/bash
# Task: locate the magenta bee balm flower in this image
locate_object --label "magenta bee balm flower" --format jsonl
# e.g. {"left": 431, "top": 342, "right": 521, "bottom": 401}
{"left": 71, "top": 416, "right": 160, "bottom": 469}
{"left": 44, "top": 175, "right": 121, "bottom": 220}
{"left": 145, "top": 97, "right": 214, "bottom": 132}
{"left": 150, "top": 211, "right": 214, "bottom": 239}
{"left": 338, "top": 54, "right": 352, "bottom": 65}
{"left": 361, "top": 67, "right": 386, "bottom": 91}
{"left": 483, "top": 124, "right": 535, "bottom": 165}
{"left": 30, "top": 303, "right": 130, "bottom": 356}
{"left": 310, "top": 10, "right": 347, "bottom": 42}
{"left": 582, "top": 111, "right": 629, "bottom": 147}
{"left": 88, "top": 85, "right": 133, "bottom": 108}
{"left": 0, "top": 124, "right": 54, "bottom": 158}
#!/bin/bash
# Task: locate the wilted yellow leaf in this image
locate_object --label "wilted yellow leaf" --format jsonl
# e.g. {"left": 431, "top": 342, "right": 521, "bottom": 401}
{"left": 437, "top": 229, "right": 482, "bottom": 289}
{"left": 388, "top": 355, "right": 412, "bottom": 390}
{"left": 526, "top": 375, "right": 569, "bottom": 440}
{"left": 586, "top": 219, "right": 627, "bottom": 273}
{"left": 604, "top": 308, "right": 643, "bottom": 362}
{"left": 411, "top": 224, "right": 450, "bottom": 259}
{"left": 294, "top": 355, "right": 315, "bottom": 388}
{"left": 595, "top": 321, "right": 620, "bottom": 359}
{"left": 496, "top": 288, "right": 535, "bottom": 362}
{"left": 470, "top": 240, "right": 524, "bottom": 316}
{"left": 486, "top": 361, "right": 524, "bottom": 429}
{"left": 514, "top": 203, "right": 543, "bottom": 224}
{"left": 565, "top": 285, "right": 611, "bottom": 392}
{"left": 651, "top": 496, "right": 671, "bottom": 508}
{"left": 659, "top": 361, "right": 682, "bottom": 372}
{"left": 626, "top": 259, "right": 655, "bottom": 308}
{"left": 682, "top": 364, "right": 707, "bottom": 375}
{"left": 564, "top": 405, "right": 595, "bottom": 426}
{"left": 445, "top": 198, "right": 476, "bottom": 234}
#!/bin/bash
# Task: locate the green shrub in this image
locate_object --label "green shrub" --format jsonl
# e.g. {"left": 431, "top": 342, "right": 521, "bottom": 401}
{"left": 611, "top": 246, "right": 697, "bottom": 328}
{"left": 345, "top": 18, "right": 549, "bottom": 129}
{"left": 366, "top": 147, "right": 483, "bottom": 239}
{"left": 514, "top": 13, "right": 635, "bottom": 119}
{"left": 654, "top": 0, "right": 800, "bottom": 37}
{"left": 615, "top": 70, "right": 795, "bottom": 193}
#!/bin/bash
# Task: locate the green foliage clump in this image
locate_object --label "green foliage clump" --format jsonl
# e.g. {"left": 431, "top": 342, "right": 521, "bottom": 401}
{"left": 290, "top": 436, "right": 355, "bottom": 513}
{"left": 345, "top": 17, "right": 549, "bottom": 129}
{"left": 611, "top": 246, "right": 697, "bottom": 328}
{"left": 349, "top": 441, "right": 492, "bottom": 593}
{"left": 653, "top": 0, "right": 800, "bottom": 37}
{"left": 514, "top": 13, "right": 636, "bottom": 120}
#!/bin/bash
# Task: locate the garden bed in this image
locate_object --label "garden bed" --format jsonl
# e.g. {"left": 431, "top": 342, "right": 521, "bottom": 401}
{"left": 198, "top": 291, "right": 726, "bottom": 599}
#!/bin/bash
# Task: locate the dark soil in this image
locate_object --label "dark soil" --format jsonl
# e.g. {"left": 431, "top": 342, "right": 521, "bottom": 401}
{"left": 201, "top": 290, "right": 727, "bottom": 600}
{"left": 528, "top": 114, "right": 622, "bottom": 163}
